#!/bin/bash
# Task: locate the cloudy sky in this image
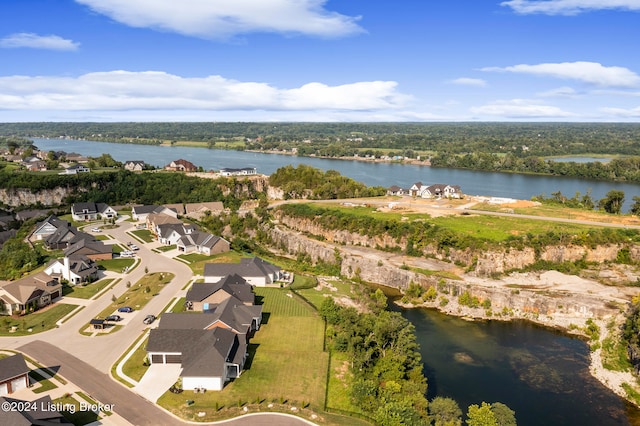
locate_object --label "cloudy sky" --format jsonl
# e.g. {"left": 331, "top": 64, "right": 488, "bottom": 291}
{"left": 1, "top": 0, "right": 639, "bottom": 122}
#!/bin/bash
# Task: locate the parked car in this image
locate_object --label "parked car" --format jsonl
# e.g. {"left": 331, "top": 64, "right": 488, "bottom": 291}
{"left": 91, "top": 227, "right": 101, "bottom": 232}
{"left": 120, "top": 251, "right": 134, "bottom": 258}
{"left": 105, "top": 315, "right": 122, "bottom": 322}
{"left": 143, "top": 315, "right": 156, "bottom": 325}
{"left": 118, "top": 306, "right": 133, "bottom": 313}
{"left": 130, "top": 244, "right": 139, "bottom": 251}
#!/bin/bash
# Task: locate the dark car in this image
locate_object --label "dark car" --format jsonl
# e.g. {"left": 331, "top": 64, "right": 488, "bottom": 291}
{"left": 118, "top": 306, "right": 133, "bottom": 313}
{"left": 143, "top": 315, "right": 156, "bottom": 325}
{"left": 105, "top": 315, "right": 122, "bottom": 322}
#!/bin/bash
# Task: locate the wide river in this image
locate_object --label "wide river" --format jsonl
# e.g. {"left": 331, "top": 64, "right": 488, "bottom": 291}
{"left": 33, "top": 138, "right": 640, "bottom": 210}
{"left": 33, "top": 137, "right": 640, "bottom": 423}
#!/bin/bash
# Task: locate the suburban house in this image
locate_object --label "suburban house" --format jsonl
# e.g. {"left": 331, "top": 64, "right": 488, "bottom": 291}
{"left": 71, "top": 202, "right": 117, "bottom": 221}
{"left": 409, "top": 182, "right": 463, "bottom": 199}
{"left": 219, "top": 167, "right": 257, "bottom": 177}
{"left": 204, "top": 257, "right": 282, "bottom": 287}
{"left": 386, "top": 185, "right": 406, "bottom": 196}
{"left": 184, "top": 202, "right": 225, "bottom": 220}
{"left": 146, "top": 327, "right": 246, "bottom": 391}
{"left": 30, "top": 216, "right": 67, "bottom": 242}
{"left": 185, "top": 274, "right": 255, "bottom": 311}
{"left": 45, "top": 255, "right": 98, "bottom": 285}
{"left": 124, "top": 160, "right": 145, "bottom": 171}
{"left": 146, "top": 213, "right": 183, "bottom": 236}
{"left": 156, "top": 223, "right": 196, "bottom": 245}
{"left": 176, "top": 232, "right": 230, "bottom": 256}
{"left": 0, "top": 395, "right": 69, "bottom": 424}
{"left": 0, "top": 272, "right": 62, "bottom": 316}
{"left": 131, "top": 205, "right": 178, "bottom": 222}
{"left": 62, "top": 164, "right": 90, "bottom": 174}
{"left": 64, "top": 239, "right": 112, "bottom": 261}
{"left": 165, "top": 159, "right": 197, "bottom": 172}
{"left": 24, "top": 159, "right": 47, "bottom": 171}
{"left": 0, "top": 354, "right": 30, "bottom": 395}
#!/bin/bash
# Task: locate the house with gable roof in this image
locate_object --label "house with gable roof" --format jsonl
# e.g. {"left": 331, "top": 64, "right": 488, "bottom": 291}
{"left": 124, "top": 160, "right": 145, "bottom": 171}
{"left": 45, "top": 255, "right": 98, "bottom": 285}
{"left": 156, "top": 223, "right": 196, "bottom": 245}
{"left": 131, "top": 205, "right": 178, "bottom": 222}
{"left": 422, "top": 184, "right": 463, "bottom": 199}
{"left": 71, "top": 202, "right": 117, "bottom": 221}
{"left": 0, "top": 272, "right": 62, "bottom": 315}
{"left": 176, "top": 232, "right": 230, "bottom": 256}
{"left": 185, "top": 274, "right": 255, "bottom": 312}
{"left": 165, "top": 159, "right": 197, "bottom": 172}
{"left": 0, "top": 354, "right": 30, "bottom": 395}
{"left": 203, "top": 257, "right": 282, "bottom": 287}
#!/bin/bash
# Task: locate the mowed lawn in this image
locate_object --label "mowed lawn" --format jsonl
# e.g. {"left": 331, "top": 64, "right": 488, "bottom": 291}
{"left": 157, "top": 287, "right": 329, "bottom": 422}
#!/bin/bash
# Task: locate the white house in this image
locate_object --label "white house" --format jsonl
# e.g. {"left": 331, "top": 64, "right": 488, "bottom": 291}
{"left": 131, "top": 205, "right": 178, "bottom": 222}
{"left": 45, "top": 256, "right": 98, "bottom": 285}
{"left": 422, "top": 184, "right": 462, "bottom": 199}
{"left": 203, "top": 257, "right": 281, "bottom": 287}
{"left": 62, "top": 164, "right": 90, "bottom": 174}
{"left": 71, "top": 202, "right": 117, "bottom": 221}
{"left": 219, "top": 167, "right": 257, "bottom": 177}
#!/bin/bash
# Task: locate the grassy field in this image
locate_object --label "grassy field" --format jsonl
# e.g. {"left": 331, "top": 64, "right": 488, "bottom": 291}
{"left": 92, "top": 272, "right": 174, "bottom": 320}
{"left": 177, "top": 251, "right": 246, "bottom": 275}
{"left": 97, "top": 257, "right": 135, "bottom": 272}
{"left": 0, "top": 304, "right": 77, "bottom": 336}
{"left": 63, "top": 279, "right": 115, "bottom": 299}
{"left": 157, "top": 287, "right": 329, "bottom": 423}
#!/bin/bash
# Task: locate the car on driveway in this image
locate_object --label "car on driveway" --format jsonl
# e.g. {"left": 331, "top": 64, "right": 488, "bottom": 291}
{"left": 143, "top": 315, "right": 155, "bottom": 325}
{"left": 118, "top": 306, "right": 133, "bottom": 313}
{"left": 105, "top": 315, "right": 122, "bottom": 322}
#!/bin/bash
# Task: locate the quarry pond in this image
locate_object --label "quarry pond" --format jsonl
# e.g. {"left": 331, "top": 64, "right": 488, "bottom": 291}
{"left": 399, "top": 307, "right": 639, "bottom": 426}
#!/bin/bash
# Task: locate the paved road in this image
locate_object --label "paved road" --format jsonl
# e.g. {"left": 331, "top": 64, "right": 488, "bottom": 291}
{"left": 19, "top": 341, "right": 179, "bottom": 426}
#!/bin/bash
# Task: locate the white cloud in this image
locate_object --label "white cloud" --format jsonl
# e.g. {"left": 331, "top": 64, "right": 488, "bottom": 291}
{"left": 449, "top": 78, "right": 487, "bottom": 87}
{"left": 0, "top": 33, "right": 79, "bottom": 50}
{"left": 501, "top": 0, "right": 640, "bottom": 15}
{"left": 600, "top": 106, "right": 640, "bottom": 117}
{"left": 537, "top": 86, "right": 579, "bottom": 97}
{"left": 470, "top": 99, "right": 575, "bottom": 118}
{"left": 481, "top": 61, "right": 640, "bottom": 88}
{"left": 75, "top": 0, "right": 363, "bottom": 39}
{"left": 0, "top": 71, "right": 408, "bottom": 113}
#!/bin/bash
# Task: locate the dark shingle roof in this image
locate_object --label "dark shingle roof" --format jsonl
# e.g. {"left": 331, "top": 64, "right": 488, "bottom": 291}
{"left": 185, "top": 274, "right": 253, "bottom": 304}
{"left": 203, "top": 257, "right": 280, "bottom": 280}
{"left": 0, "top": 353, "right": 29, "bottom": 382}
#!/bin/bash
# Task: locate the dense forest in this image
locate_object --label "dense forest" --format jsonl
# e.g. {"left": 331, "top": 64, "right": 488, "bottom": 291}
{"left": 2, "top": 122, "right": 640, "bottom": 157}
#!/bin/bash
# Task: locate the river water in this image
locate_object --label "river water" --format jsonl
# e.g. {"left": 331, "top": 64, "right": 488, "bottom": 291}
{"left": 33, "top": 138, "right": 640, "bottom": 210}
{"left": 32, "top": 137, "right": 640, "bottom": 422}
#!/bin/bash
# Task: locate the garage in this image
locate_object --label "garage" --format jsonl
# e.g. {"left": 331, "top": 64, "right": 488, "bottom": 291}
{"left": 10, "top": 376, "right": 28, "bottom": 393}
{"left": 150, "top": 354, "right": 164, "bottom": 364}
{"left": 165, "top": 354, "right": 182, "bottom": 364}
{"left": 0, "top": 353, "right": 30, "bottom": 396}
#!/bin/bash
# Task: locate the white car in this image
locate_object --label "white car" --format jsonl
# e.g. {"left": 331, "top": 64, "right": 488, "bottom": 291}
{"left": 91, "top": 227, "right": 101, "bottom": 232}
{"left": 130, "top": 244, "right": 139, "bottom": 251}
{"left": 120, "top": 250, "right": 134, "bottom": 258}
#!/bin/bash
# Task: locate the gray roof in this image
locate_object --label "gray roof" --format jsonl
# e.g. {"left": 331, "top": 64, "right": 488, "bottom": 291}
{"left": 178, "top": 232, "right": 227, "bottom": 250}
{"left": 147, "top": 327, "right": 244, "bottom": 378}
{"left": 0, "top": 395, "right": 69, "bottom": 425}
{"left": 64, "top": 238, "right": 111, "bottom": 257}
{"left": 0, "top": 353, "right": 29, "bottom": 382}
{"left": 203, "top": 257, "right": 280, "bottom": 280}
{"left": 186, "top": 274, "right": 254, "bottom": 305}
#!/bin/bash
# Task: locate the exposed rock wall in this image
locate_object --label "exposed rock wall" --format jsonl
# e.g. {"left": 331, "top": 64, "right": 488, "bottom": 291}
{"left": 266, "top": 223, "right": 619, "bottom": 320}
{"left": 0, "top": 187, "right": 74, "bottom": 207}
{"left": 274, "top": 210, "right": 636, "bottom": 276}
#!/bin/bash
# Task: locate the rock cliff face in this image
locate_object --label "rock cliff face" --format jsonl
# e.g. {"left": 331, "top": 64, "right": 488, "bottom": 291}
{"left": 266, "top": 223, "right": 620, "bottom": 320}
{"left": 0, "top": 187, "right": 75, "bottom": 207}
{"left": 274, "top": 210, "right": 636, "bottom": 276}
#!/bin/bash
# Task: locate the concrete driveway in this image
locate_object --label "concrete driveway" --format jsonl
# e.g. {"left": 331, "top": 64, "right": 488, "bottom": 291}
{"left": 134, "top": 364, "right": 182, "bottom": 402}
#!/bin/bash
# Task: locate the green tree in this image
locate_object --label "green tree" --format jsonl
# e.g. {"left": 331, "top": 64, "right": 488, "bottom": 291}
{"left": 429, "top": 396, "right": 462, "bottom": 426}
{"left": 490, "top": 402, "right": 516, "bottom": 426}
{"left": 630, "top": 196, "right": 640, "bottom": 216}
{"left": 466, "top": 402, "right": 498, "bottom": 426}
{"left": 598, "top": 189, "right": 625, "bottom": 214}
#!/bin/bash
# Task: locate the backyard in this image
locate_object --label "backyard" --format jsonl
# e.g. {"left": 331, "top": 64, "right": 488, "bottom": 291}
{"left": 157, "top": 287, "right": 330, "bottom": 423}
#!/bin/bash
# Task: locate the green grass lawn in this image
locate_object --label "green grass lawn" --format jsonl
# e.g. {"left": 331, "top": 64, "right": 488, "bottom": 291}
{"left": 177, "top": 251, "right": 245, "bottom": 275}
{"left": 0, "top": 304, "right": 77, "bottom": 336}
{"left": 131, "top": 229, "right": 154, "bottom": 243}
{"left": 29, "top": 370, "right": 58, "bottom": 393}
{"left": 121, "top": 337, "right": 150, "bottom": 382}
{"left": 97, "top": 258, "right": 135, "bottom": 272}
{"left": 54, "top": 394, "right": 101, "bottom": 426}
{"left": 156, "top": 244, "right": 176, "bottom": 252}
{"left": 92, "top": 272, "right": 174, "bottom": 320}
{"left": 63, "top": 279, "right": 115, "bottom": 299}
{"left": 170, "top": 297, "right": 187, "bottom": 313}
{"left": 157, "top": 287, "right": 328, "bottom": 423}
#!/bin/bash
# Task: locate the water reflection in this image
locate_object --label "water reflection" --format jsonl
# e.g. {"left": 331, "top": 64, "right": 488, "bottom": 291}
{"left": 398, "top": 307, "right": 635, "bottom": 426}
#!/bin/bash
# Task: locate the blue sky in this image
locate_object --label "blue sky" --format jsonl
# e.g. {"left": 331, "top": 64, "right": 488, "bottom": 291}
{"left": 1, "top": 0, "right": 639, "bottom": 122}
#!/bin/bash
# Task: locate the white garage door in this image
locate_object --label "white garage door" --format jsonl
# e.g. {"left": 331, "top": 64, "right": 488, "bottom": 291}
{"left": 11, "top": 376, "right": 27, "bottom": 392}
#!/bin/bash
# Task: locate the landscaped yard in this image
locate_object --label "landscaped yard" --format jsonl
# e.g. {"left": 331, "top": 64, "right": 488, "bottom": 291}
{"left": 54, "top": 393, "right": 101, "bottom": 426}
{"left": 121, "top": 337, "right": 149, "bottom": 382}
{"left": 29, "top": 369, "right": 58, "bottom": 393}
{"left": 157, "top": 287, "right": 329, "bottom": 423}
{"left": 92, "top": 272, "right": 174, "bottom": 321}
{"left": 63, "top": 279, "right": 115, "bottom": 299}
{"left": 177, "top": 251, "right": 246, "bottom": 275}
{"left": 156, "top": 244, "right": 176, "bottom": 252}
{"left": 0, "top": 303, "right": 77, "bottom": 336}
{"left": 131, "top": 229, "right": 154, "bottom": 243}
{"left": 97, "top": 257, "right": 136, "bottom": 272}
